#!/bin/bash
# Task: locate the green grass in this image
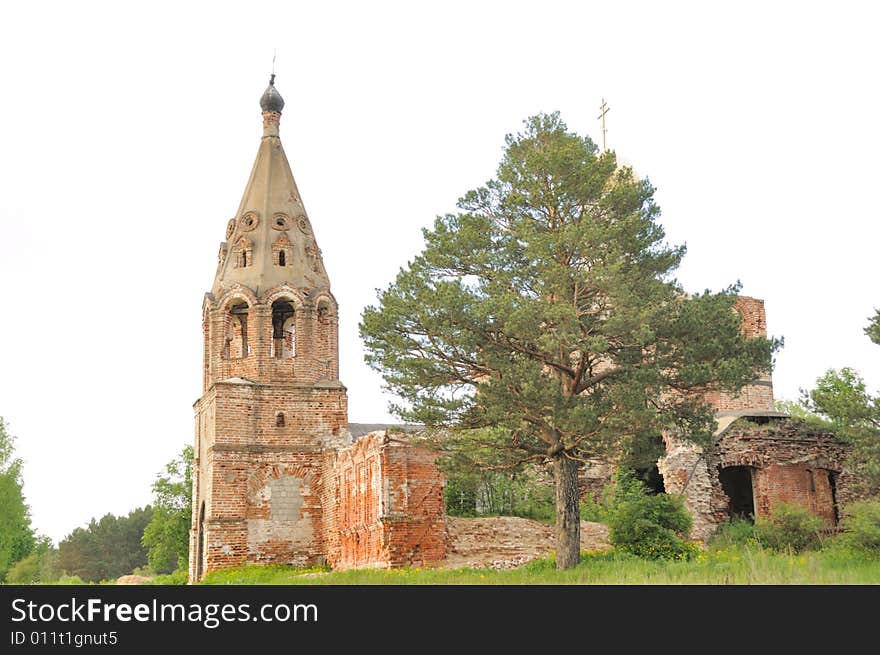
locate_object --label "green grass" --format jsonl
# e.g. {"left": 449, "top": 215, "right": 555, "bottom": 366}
{"left": 199, "top": 547, "right": 880, "bottom": 585}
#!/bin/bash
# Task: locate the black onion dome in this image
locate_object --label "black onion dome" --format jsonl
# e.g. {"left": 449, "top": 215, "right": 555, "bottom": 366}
{"left": 259, "top": 74, "right": 285, "bottom": 113}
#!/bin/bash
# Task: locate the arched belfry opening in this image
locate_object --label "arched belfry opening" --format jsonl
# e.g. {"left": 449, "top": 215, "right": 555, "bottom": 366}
{"left": 224, "top": 302, "right": 249, "bottom": 359}
{"left": 272, "top": 300, "right": 296, "bottom": 359}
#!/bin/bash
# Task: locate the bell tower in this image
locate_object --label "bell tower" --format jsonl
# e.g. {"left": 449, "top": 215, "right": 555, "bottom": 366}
{"left": 189, "top": 76, "right": 348, "bottom": 582}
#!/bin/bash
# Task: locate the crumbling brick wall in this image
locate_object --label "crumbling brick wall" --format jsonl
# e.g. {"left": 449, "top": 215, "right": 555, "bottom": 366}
{"left": 323, "top": 432, "right": 447, "bottom": 569}
{"left": 718, "top": 420, "right": 854, "bottom": 519}
{"left": 661, "top": 419, "right": 854, "bottom": 540}
{"left": 705, "top": 297, "right": 775, "bottom": 413}
{"left": 189, "top": 378, "right": 348, "bottom": 581}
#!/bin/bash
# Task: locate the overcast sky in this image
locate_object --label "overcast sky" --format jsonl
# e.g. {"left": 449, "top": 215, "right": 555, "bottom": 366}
{"left": 1, "top": 1, "right": 878, "bottom": 543}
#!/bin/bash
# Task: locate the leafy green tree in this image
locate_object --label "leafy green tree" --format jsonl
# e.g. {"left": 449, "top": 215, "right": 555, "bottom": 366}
{"left": 57, "top": 507, "right": 152, "bottom": 581}
{"left": 360, "top": 113, "right": 777, "bottom": 568}
{"left": 0, "top": 417, "right": 35, "bottom": 581}
{"left": 866, "top": 309, "right": 880, "bottom": 345}
{"left": 774, "top": 399, "right": 834, "bottom": 428}
{"left": 142, "top": 445, "right": 193, "bottom": 573}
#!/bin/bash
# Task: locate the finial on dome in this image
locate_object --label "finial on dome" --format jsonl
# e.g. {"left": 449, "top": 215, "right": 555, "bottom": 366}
{"left": 260, "top": 74, "right": 284, "bottom": 114}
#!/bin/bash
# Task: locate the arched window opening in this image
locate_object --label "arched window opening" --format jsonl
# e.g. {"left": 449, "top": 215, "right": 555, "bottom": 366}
{"left": 225, "top": 302, "right": 249, "bottom": 359}
{"left": 272, "top": 236, "right": 291, "bottom": 267}
{"left": 272, "top": 300, "right": 295, "bottom": 359}
{"left": 276, "top": 412, "right": 285, "bottom": 427}
{"left": 233, "top": 237, "right": 253, "bottom": 269}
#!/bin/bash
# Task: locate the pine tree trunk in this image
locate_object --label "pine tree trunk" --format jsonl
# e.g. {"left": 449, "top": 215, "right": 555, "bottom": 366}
{"left": 553, "top": 455, "right": 581, "bottom": 569}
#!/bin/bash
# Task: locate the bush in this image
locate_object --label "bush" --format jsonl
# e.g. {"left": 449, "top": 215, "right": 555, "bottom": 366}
{"left": 150, "top": 567, "right": 188, "bottom": 585}
{"left": 710, "top": 518, "right": 758, "bottom": 549}
{"left": 55, "top": 574, "right": 85, "bottom": 585}
{"left": 5, "top": 552, "right": 41, "bottom": 584}
{"left": 606, "top": 472, "right": 696, "bottom": 560}
{"left": 755, "top": 503, "right": 823, "bottom": 552}
{"left": 836, "top": 500, "right": 880, "bottom": 553}
{"left": 4, "top": 540, "right": 59, "bottom": 585}
{"left": 579, "top": 494, "right": 608, "bottom": 523}
{"left": 580, "top": 468, "right": 652, "bottom": 523}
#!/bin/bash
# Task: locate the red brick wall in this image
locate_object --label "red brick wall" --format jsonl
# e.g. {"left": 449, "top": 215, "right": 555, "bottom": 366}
{"left": 380, "top": 439, "right": 447, "bottom": 567}
{"left": 190, "top": 378, "right": 349, "bottom": 581}
{"left": 706, "top": 296, "right": 775, "bottom": 412}
{"left": 734, "top": 296, "right": 767, "bottom": 339}
{"left": 754, "top": 464, "right": 837, "bottom": 524}
{"left": 712, "top": 421, "right": 851, "bottom": 530}
{"left": 707, "top": 384, "right": 775, "bottom": 413}
{"left": 323, "top": 432, "right": 447, "bottom": 569}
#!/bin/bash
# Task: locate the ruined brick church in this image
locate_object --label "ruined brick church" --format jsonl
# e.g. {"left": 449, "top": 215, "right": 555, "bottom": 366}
{"left": 188, "top": 77, "right": 446, "bottom": 583}
{"left": 189, "top": 77, "right": 854, "bottom": 582}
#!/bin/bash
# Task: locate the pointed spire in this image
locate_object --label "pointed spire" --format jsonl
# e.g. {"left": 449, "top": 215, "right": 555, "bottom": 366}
{"left": 211, "top": 76, "right": 331, "bottom": 298}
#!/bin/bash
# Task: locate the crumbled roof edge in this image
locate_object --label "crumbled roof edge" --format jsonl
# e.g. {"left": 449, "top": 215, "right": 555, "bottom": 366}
{"left": 348, "top": 423, "right": 424, "bottom": 439}
{"left": 720, "top": 415, "right": 846, "bottom": 442}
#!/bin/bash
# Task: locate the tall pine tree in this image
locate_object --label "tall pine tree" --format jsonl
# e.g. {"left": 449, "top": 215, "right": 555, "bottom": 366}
{"left": 360, "top": 113, "right": 777, "bottom": 567}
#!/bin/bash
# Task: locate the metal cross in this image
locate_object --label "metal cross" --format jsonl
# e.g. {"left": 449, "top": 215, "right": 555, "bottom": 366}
{"left": 597, "top": 98, "right": 610, "bottom": 151}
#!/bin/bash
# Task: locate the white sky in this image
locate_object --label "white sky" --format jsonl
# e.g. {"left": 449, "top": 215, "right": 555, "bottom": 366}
{"left": 1, "top": 1, "right": 878, "bottom": 544}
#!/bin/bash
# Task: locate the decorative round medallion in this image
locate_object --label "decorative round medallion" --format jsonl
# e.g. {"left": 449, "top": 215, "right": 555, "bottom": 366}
{"left": 226, "top": 219, "right": 236, "bottom": 239}
{"left": 241, "top": 211, "right": 259, "bottom": 232}
{"left": 296, "top": 215, "right": 309, "bottom": 233}
{"left": 272, "top": 213, "right": 291, "bottom": 231}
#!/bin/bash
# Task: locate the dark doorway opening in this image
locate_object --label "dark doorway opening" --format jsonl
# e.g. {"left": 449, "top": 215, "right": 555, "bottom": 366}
{"left": 829, "top": 471, "right": 840, "bottom": 525}
{"left": 719, "top": 466, "right": 755, "bottom": 521}
{"left": 635, "top": 464, "right": 665, "bottom": 495}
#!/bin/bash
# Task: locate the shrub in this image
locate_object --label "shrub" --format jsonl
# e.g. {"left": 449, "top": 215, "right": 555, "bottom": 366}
{"left": 150, "top": 567, "right": 188, "bottom": 585}
{"left": 710, "top": 518, "right": 758, "bottom": 549}
{"left": 4, "top": 541, "right": 59, "bottom": 585}
{"left": 836, "top": 500, "right": 880, "bottom": 553}
{"left": 5, "top": 552, "right": 41, "bottom": 584}
{"left": 579, "top": 494, "right": 608, "bottom": 523}
{"left": 55, "top": 574, "right": 85, "bottom": 585}
{"left": 580, "top": 468, "right": 652, "bottom": 523}
{"left": 755, "top": 503, "right": 823, "bottom": 552}
{"left": 607, "top": 476, "right": 695, "bottom": 559}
